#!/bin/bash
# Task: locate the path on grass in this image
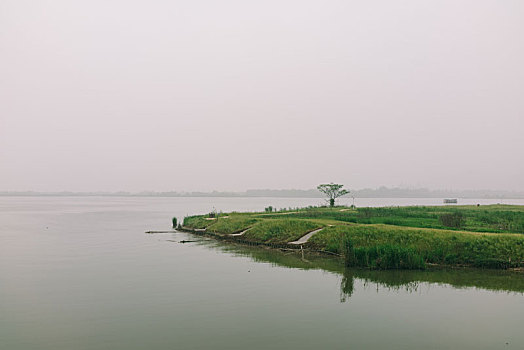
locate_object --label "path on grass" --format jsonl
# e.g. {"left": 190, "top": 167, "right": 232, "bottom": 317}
{"left": 230, "top": 228, "right": 250, "bottom": 236}
{"left": 288, "top": 228, "right": 325, "bottom": 245}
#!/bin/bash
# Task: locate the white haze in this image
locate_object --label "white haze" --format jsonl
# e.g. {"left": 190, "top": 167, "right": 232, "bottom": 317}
{"left": 1, "top": 0, "right": 523, "bottom": 192}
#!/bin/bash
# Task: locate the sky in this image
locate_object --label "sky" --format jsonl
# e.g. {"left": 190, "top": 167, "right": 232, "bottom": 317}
{"left": 1, "top": 0, "right": 523, "bottom": 192}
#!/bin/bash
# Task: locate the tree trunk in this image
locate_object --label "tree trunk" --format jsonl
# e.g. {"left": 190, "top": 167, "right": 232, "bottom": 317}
{"left": 329, "top": 198, "right": 335, "bottom": 207}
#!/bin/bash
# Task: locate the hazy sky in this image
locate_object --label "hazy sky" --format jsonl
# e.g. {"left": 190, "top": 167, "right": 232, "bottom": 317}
{"left": 1, "top": 0, "right": 523, "bottom": 192}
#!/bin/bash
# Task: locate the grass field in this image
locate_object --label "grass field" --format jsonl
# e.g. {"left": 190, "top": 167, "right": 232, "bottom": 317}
{"left": 182, "top": 205, "right": 524, "bottom": 270}
{"left": 242, "top": 219, "right": 322, "bottom": 243}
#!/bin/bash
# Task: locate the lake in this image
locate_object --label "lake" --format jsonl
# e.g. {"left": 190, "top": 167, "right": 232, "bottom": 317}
{"left": 1, "top": 197, "right": 523, "bottom": 349}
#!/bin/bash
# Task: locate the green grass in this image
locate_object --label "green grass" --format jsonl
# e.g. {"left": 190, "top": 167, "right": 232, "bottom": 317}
{"left": 183, "top": 215, "right": 217, "bottom": 229}
{"left": 243, "top": 219, "right": 322, "bottom": 243}
{"left": 206, "top": 216, "right": 259, "bottom": 234}
{"left": 259, "top": 205, "right": 524, "bottom": 234}
{"left": 343, "top": 236, "right": 426, "bottom": 270}
{"left": 181, "top": 204, "right": 524, "bottom": 269}
{"left": 309, "top": 224, "right": 524, "bottom": 269}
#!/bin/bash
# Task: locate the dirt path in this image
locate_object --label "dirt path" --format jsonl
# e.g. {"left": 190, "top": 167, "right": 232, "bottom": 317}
{"left": 288, "top": 228, "right": 325, "bottom": 245}
{"left": 230, "top": 228, "right": 250, "bottom": 236}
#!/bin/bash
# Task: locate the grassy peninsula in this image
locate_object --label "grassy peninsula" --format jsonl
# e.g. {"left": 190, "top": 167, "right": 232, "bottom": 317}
{"left": 181, "top": 205, "right": 524, "bottom": 270}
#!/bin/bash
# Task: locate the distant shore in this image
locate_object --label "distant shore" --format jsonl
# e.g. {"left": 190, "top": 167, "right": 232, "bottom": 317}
{"left": 3, "top": 187, "right": 524, "bottom": 199}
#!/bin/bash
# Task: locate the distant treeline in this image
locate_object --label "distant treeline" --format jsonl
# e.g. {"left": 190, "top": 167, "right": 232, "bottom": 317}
{"left": 1, "top": 187, "right": 524, "bottom": 198}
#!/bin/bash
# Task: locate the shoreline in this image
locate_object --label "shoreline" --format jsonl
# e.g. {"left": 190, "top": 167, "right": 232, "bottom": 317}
{"left": 179, "top": 226, "right": 342, "bottom": 256}
{"left": 180, "top": 204, "right": 524, "bottom": 270}
{"left": 178, "top": 226, "right": 524, "bottom": 273}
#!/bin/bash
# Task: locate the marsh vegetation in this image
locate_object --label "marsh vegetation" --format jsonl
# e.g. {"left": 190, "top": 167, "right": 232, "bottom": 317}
{"left": 182, "top": 205, "right": 524, "bottom": 270}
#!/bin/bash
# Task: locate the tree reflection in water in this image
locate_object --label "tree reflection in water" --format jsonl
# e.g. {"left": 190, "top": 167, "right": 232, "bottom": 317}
{"left": 340, "top": 273, "right": 354, "bottom": 302}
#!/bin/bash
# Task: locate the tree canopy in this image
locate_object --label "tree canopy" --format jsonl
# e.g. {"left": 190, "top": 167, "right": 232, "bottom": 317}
{"left": 317, "top": 183, "right": 350, "bottom": 207}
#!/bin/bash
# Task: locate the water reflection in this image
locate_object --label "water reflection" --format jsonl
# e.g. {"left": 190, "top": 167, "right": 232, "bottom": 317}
{"left": 339, "top": 273, "right": 354, "bottom": 302}
{"left": 195, "top": 236, "right": 524, "bottom": 301}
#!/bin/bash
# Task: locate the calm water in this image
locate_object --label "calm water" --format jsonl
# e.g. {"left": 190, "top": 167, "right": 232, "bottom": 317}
{"left": 1, "top": 197, "right": 523, "bottom": 350}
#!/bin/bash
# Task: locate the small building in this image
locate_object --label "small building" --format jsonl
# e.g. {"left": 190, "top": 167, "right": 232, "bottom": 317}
{"left": 443, "top": 198, "right": 458, "bottom": 204}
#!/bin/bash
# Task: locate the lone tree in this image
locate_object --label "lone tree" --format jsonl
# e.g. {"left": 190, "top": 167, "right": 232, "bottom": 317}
{"left": 317, "top": 183, "right": 350, "bottom": 207}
